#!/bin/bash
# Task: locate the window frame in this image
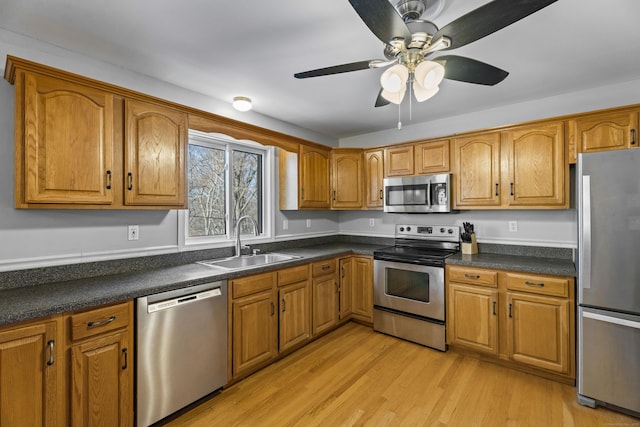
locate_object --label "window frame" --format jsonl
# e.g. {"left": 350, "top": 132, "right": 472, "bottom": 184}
{"left": 179, "top": 130, "right": 274, "bottom": 250}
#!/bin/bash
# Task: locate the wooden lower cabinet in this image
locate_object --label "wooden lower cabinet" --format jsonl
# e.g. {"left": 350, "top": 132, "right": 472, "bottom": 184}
{"left": 312, "top": 273, "right": 339, "bottom": 336}
{"left": 279, "top": 278, "right": 311, "bottom": 353}
{"left": 338, "top": 257, "right": 353, "bottom": 319}
{"left": 446, "top": 265, "right": 575, "bottom": 383}
{"left": 0, "top": 318, "right": 61, "bottom": 426}
{"left": 347, "top": 256, "right": 374, "bottom": 323}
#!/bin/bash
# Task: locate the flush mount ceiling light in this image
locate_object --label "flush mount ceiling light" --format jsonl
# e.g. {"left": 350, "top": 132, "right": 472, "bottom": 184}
{"left": 232, "top": 96, "right": 252, "bottom": 112}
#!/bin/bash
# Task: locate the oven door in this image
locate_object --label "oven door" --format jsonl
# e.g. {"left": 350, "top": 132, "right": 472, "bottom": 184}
{"left": 373, "top": 259, "right": 444, "bottom": 321}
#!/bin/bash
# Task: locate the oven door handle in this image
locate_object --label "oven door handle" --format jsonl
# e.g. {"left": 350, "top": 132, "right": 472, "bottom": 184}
{"left": 374, "top": 254, "right": 444, "bottom": 267}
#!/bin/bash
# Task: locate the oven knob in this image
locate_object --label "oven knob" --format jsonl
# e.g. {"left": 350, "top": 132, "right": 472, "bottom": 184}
{"left": 448, "top": 228, "right": 453, "bottom": 234}
{"left": 406, "top": 226, "right": 411, "bottom": 232}
{"left": 440, "top": 227, "right": 445, "bottom": 233}
{"left": 399, "top": 227, "right": 405, "bottom": 232}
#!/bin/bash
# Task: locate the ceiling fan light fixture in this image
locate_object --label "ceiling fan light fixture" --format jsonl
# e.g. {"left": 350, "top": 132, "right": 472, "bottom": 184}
{"left": 412, "top": 82, "right": 439, "bottom": 102}
{"left": 232, "top": 96, "right": 252, "bottom": 112}
{"left": 415, "top": 60, "right": 445, "bottom": 90}
{"left": 380, "top": 64, "right": 408, "bottom": 93}
{"left": 381, "top": 86, "right": 407, "bottom": 105}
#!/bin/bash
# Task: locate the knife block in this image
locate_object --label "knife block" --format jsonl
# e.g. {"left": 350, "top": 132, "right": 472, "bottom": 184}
{"left": 461, "top": 233, "right": 478, "bottom": 255}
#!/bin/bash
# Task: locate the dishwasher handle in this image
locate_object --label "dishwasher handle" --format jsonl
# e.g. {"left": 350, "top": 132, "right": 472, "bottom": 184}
{"left": 147, "top": 287, "right": 223, "bottom": 313}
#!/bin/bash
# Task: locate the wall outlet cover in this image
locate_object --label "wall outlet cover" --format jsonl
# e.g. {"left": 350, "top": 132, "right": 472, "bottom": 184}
{"left": 128, "top": 225, "right": 139, "bottom": 241}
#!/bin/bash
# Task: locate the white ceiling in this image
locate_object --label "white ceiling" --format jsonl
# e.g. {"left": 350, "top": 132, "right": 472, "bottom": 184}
{"left": 1, "top": 0, "right": 640, "bottom": 139}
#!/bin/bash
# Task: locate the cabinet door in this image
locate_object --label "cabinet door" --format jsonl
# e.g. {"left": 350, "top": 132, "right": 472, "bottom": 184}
{"left": 312, "top": 275, "right": 339, "bottom": 336}
{"left": 453, "top": 132, "right": 501, "bottom": 207}
{"left": 384, "top": 145, "right": 414, "bottom": 177}
{"left": 447, "top": 283, "right": 498, "bottom": 355}
{"left": 70, "top": 331, "right": 132, "bottom": 427}
{"left": 0, "top": 320, "right": 59, "bottom": 426}
{"left": 505, "top": 122, "right": 567, "bottom": 207}
{"left": 22, "top": 72, "right": 114, "bottom": 205}
{"left": 338, "top": 257, "right": 353, "bottom": 319}
{"left": 506, "top": 292, "right": 570, "bottom": 374}
{"left": 573, "top": 110, "right": 638, "bottom": 153}
{"left": 350, "top": 256, "right": 373, "bottom": 322}
{"left": 279, "top": 281, "right": 311, "bottom": 352}
{"left": 299, "top": 145, "right": 331, "bottom": 208}
{"left": 124, "top": 99, "right": 187, "bottom": 207}
{"left": 331, "top": 150, "right": 363, "bottom": 209}
{"left": 415, "top": 140, "right": 450, "bottom": 174}
{"left": 232, "top": 290, "right": 278, "bottom": 377}
{"left": 364, "top": 149, "right": 384, "bottom": 208}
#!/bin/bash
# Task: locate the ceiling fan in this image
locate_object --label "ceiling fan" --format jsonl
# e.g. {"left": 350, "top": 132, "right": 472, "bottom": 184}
{"left": 294, "top": 0, "right": 558, "bottom": 107}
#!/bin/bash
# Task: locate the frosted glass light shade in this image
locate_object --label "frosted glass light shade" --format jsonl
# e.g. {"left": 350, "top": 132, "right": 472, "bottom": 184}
{"left": 232, "top": 96, "right": 252, "bottom": 111}
{"left": 412, "top": 82, "right": 439, "bottom": 102}
{"left": 380, "top": 64, "right": 409, "bottom": 93}
{"left": 414, "top": 61, "right": 445, "bottom": 90}
{"left": 381, "top": 86, "right": 407, "bottom": 104}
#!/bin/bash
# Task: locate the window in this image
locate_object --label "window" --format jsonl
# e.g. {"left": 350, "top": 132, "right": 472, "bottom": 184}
{"left": 185, "top": 131, "right": 271, "bottom": 245}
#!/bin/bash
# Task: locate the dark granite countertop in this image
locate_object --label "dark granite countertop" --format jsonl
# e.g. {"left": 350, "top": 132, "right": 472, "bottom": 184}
{"left": 0, "top": 243, "right": 380, "bottom": 327}
{"left": 0, "top": 238, "right": 576, "bottom": 327}
{"left": 446, "top": 252, "right": 576, "bottom": 277}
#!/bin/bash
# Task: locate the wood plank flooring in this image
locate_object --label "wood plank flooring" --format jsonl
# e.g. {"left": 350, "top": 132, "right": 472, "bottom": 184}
{"left": 165, "top": 322, "right": 638, "bottom": 426}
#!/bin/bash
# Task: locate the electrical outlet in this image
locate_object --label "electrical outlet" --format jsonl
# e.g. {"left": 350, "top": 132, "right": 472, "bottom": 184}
{"left": 128, "top": 225, "right": 139, "bottom": 241}
{"left": 509, "top": 221, "right": 518, "bottom": 232}
{"left": 283, "top": 219, "right": 288, "bottom": 230}
{"left": 369, "top": 218, "right": 375, "bottom": 227}
{"left": 306, "top": 219, "right": 311, "bottom": 228}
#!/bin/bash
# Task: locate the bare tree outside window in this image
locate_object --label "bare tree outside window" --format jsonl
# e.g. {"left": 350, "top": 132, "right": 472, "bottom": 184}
{"left": 187, "top": 136, "right": 264, "bottom": 238}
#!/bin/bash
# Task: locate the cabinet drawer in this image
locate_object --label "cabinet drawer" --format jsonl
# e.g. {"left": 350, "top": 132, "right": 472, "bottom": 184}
{"left": 448, "top": 266, "right": 497, "bottom": 288}
{"left": 278, "top": 264, "right": 309, "bottom": 287}
{"left": 312, "top": 259, "right": 337, "bottom": 277}
{"left": 505, "top": 273, "right": 569, "bottom": 298}
{"left": 70, "top": 302, "right": 130, "bottom": 341}
{"left": 231, "top": 272, "right": 276, "bottom": 299}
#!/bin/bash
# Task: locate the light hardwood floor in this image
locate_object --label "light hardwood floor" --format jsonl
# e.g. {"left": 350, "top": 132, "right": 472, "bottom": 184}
{"left": 166, "top": 322, "right": 638, "bottom": 427}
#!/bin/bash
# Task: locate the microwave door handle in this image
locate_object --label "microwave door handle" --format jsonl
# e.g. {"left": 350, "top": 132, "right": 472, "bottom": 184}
{"left": 427, "top": 179, "right": 432, "bottom": 207}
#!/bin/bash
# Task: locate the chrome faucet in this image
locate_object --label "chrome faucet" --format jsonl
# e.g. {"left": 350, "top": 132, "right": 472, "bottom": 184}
{"left": 235, "top": 215, "right": 259, "bottom": 257}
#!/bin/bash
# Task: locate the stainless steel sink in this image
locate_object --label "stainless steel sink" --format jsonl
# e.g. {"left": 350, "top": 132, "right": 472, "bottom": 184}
{"left": 197, "top": 253, "right": 301, "bottom": 270}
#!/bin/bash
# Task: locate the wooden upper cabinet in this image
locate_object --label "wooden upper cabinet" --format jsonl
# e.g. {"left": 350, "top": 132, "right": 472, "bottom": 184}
{"left": 384, "top": 145, "right": 414, "bottom": 176}
{"left": 453, "top": 132, "right": 501, "bottom": 207}
{"left": 20, "top": 72, "right": 115, "bottom": 206}
{"left": 299, "top": 145, "right": 331, "bottom": 209}
{"left": 124, "top": 99, "right": 187, "bottom": 207}
{"left": 364, "top": 149, "right": 384, "bottom": 209}
{"left": 570, "top": 110, "right": 638, "bottom": 155}
{"left": 415, "top": 139, "right": 450, "bottom": 174}
{"left": 504, "top": 122, "right": 567, "bottom": 207}
{"left": 331, "top": 149, "right": 363, "bottom": 209}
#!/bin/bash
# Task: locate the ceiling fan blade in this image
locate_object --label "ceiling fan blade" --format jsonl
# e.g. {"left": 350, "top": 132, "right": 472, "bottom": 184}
{"left": 432, "top": 0, "right": 558, "bottom": 51}
{"left": 375, "top": 89, "right": 390, "bottom": 107}
{"left": 294, "top": 60, "right": 373, "bottom": 79}
{"left": 436, "top": 55, "right": 509, "bottom": 86}
{"left": 348, "top": 0, "right": 412, "bottom": 45}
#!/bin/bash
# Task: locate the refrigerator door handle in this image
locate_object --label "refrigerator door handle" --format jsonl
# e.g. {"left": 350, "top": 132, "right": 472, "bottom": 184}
{"left": 583, "top": 311, "right": 640, "bottom": 330}
{"left": 580, "top": 175, "right": 592, "bottom": 289}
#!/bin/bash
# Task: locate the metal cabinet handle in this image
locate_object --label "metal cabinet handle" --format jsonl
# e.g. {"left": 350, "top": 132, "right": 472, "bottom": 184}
{"left": 301, "top": 188, "right": 305, "bottom": 200}
{"left": 508, "top": 303, "right": 513, "bottom": 318}
{"left": 282, "top": 298, "right": 286, "bottom": 312}
{"left": 335, "top": 282, "right": 339, "bottom": 293}
{"left": 464, "top": 274, "right": 480, "bottom": 279}
{"left": 333, "top": 190, "right": 336, "bottom": 201}
{"left": 495, "top": 183, "right": 499, "bottom": 196}
{"left": 341, "top": 267, "right": 345, "bottom": 279}
{"left": 379, "top": 189, "right": 383, "bottom": 200}
{"left": 510, "top": 183, "right": 514, "bottom": 196}
{"left": 270, "top": 301, "right": 275, "bottom": 316}
{"left": 492, "top": 301, "right": 497, "bottom": 316}
{"left": 122, "top": 348, "right": 128, "bottom": 370}
{"left": 106, "top": 170, "right": 112, "bottom": 190}
{"left": 87, "top": 315, "right": 116, "bottom": 328}
{"left": 524, "top": 281, "right": 545, "bottom": 287}
{"left": 127, "top": 172, "right": 133, "bottom": 191}
{"left": 632, "top": 129, "right": 636, "bottom": 145}
{"left": 322, "top": 265, "right": 330, "bottom": 271}
{"left": 47, "top": 339, "right": 55, "bottom": 366}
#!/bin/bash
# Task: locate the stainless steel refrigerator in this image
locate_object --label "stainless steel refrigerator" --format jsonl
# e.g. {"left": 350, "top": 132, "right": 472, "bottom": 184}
{"left": 577, "top": 148, "right": 640, "bottom": 415}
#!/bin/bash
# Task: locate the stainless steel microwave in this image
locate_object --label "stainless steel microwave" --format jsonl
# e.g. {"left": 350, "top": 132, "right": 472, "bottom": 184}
{"left": 383, "top": 174, "right": 452, "bottom": 213}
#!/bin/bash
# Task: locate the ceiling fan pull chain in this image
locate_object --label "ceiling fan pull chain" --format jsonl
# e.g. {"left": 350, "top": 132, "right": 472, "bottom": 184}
{"left": 397, "top": 101, "right": 402, "bottom": 130}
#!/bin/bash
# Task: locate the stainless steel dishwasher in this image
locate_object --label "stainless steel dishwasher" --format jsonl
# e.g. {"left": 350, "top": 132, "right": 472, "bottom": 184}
{"left": 136, "top": 280, "right": 227, "bottom": 427}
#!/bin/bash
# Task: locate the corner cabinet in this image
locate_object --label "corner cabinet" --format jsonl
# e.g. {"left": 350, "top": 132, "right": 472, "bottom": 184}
{"left": 299, "top": 145, "right": 331, "bottom": 209}
{"left": 6, "top": 56, "right": 187, "bottom": 209}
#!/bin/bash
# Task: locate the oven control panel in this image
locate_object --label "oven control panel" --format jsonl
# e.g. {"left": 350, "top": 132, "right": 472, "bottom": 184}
{"left": 395, "top": 224, "right": 460, "bottom": 241}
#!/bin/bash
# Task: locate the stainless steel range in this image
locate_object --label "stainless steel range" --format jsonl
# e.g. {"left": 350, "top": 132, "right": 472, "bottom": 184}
{"left": 373, "top": 224, "right": 460, "bottom": 351}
